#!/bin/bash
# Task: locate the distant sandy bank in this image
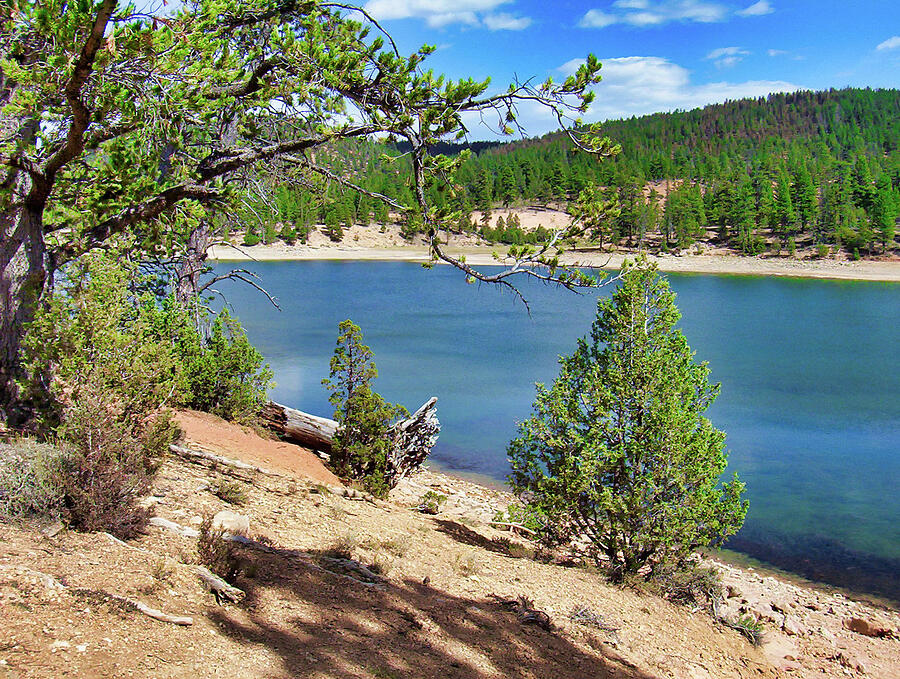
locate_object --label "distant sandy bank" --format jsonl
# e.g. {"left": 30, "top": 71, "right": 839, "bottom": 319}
{"left": 207, "top": 242, "right": 900, "bottom": 283}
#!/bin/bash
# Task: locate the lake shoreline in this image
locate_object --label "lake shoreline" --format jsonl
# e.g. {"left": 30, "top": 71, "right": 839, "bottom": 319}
{"left": 423, "top": 460, "right": 900, "bottom": 610}
{"left": 208, "top": 243, "right": 900, "bottom": 282}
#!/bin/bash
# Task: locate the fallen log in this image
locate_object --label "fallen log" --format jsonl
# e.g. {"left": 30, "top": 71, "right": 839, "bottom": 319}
{"left": 260, "top": 402, "right": 337, "bottom": 453}
{"left": 262, "top": 397, "right": 440, "bottom": 488}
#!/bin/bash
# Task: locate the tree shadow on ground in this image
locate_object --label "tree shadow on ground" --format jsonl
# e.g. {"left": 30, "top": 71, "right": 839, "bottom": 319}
{"left": 432, "top": 519, "right": 525, "bottom": 557}
{"left": 205, "top": 544, "right": 657, "bottom": 679}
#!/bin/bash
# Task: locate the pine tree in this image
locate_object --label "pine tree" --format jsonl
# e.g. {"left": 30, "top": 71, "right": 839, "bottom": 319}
{"left": 774, "top": 169, "right": 797, "bottom": 239}
{"left": 872, "top": 174, "right": 898, "bottom": 252}
{"left": 508, "top": 260, "right": 747, "bottom": 577}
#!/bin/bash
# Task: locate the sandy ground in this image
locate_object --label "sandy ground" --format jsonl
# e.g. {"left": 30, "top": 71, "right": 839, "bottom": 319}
{"left": 174, "top": 410, "right": 341, "bottom": 486}
{"left": 209, "top": 209, "right": 900, "bottom": 283}
{"left": 2, "top": 414, "right": 897, "bottom": 678}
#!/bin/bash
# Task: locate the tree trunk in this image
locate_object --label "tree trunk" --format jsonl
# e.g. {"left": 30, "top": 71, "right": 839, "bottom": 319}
{"left": 260, "top": 401, "right": 337, "bottom": 453}
{"left": 0, "top": 176, "right": 50, "bottom": 427}
{"left": 174, "top": 220, "right": 211, "bottom": 306}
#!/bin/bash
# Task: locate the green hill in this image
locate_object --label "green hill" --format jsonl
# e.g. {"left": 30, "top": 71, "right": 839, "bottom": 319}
{"left": 244, "top": 88, "right": 900, "bottom": 257}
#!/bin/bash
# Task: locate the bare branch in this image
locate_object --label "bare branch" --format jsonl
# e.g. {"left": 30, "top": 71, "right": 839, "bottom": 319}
{"left": 198, "top": 268, "right": 281, "bottom": 310}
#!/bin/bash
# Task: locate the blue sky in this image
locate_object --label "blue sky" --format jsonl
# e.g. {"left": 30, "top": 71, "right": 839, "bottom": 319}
{"left": 359, "top": 1, "right": 900, "bottom": 138}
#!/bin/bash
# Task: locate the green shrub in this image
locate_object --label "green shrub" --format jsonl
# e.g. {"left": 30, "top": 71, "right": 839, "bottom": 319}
{"left": 20, "top": 252, "right": 267, "bottom": 535}
{"left": 243, "top": 232, "right": 261, "bottom": 246}
{"left": 322, "top": 320, "right": 407, "bottom": 498}
{"left": 729, "top": 614, "right": 764, "bottom": 646}
{"left": 0, "top": 440, "right": 66, "bottom": 520}
{"left": 278, "top": 225, "right": 298, "bottom": 245}
{"left": 324, "top": 222, "right": 343, "bottom": 242}
{"left": 53, "top": 392, "right": 174, "bottom": 538}
{"left": 418, "top": 490, "right": 446, "bottom": 515}
{"left": 178, "top": 311, "right": 273, "bottom": 423}
{"left": 210, "top": 479, "right": 248, "bottom": 506}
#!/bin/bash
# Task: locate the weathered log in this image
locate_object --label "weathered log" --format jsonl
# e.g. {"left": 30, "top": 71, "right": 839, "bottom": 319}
{"left": 262, "top": 397, "right": 440, "bottom": 487}
{"left": 260, "top": 401, "right": 337, "bottom": 453}
{"left": 108, "top": 593, "right": 194, "bottom": 626}
{"left": 195, "top": 565, "right": 245, "bottom": 603}
{"left": 168, "top": 443, "right": 282, "bottom": 477}
{"left": 386, "top": 396, "right": 440, "bottom": 486}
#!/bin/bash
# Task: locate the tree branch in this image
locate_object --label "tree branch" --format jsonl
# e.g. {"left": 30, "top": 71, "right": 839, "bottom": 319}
{"left": 43, "top": 0, "right": 118, "bottom": 180}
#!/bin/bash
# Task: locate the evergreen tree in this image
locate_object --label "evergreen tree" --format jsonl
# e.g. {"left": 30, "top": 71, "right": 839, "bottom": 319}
{"left": 774, "top": 169, "right": 797, "bottom": 239}
{"left": 872, "top": 174, "right": 898, "bottom": 251}
{"left": 508, "top": 260, "right": 747, "bottom": 576}
{"left": 792, "top": 165, "right": 818, "bottom": 228}
{"left": 322, "top": 321, "right": 408, "bottom": 498}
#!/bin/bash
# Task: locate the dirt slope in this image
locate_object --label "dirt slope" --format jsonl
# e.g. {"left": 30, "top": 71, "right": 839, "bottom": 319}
{"left": 1, "top": 423, "right": 897, "bottom": 678}
{"left": 174, "top": 409, "right": 341, "bottom": 486}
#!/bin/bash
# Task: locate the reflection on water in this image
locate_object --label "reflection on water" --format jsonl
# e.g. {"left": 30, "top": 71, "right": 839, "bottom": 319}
{"left": 213, "top": 260, "right": 900, "bottom": 599}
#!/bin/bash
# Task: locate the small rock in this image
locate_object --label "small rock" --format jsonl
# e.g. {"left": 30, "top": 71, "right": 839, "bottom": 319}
{"left": 782, "top": 617, "right": 806, "bottom": 637}
{"left": 49, "top": 640, "right": 70, "bottom": 652}
{"left": 835, "top": 650, "right": 867, "bottom": 674}
{"left": 212, "top": 510, "right": 250, "bottom": 536}
{"left": 41, "top": 521, "right": 65, "bottom": 538}
{"left": 189, "top": 515, "right": 203, "bottom": 526}
{"left": 771, "top": 598, "right": 794, "bottom": 613}
{"left": 75, "top": 644, "right": 87, "bottom": 653}
{"left": 843, "top": 616, "right": 893, "bottom": 638}
{"left": 725, "top": 584, "right": 743, "bottom": 599}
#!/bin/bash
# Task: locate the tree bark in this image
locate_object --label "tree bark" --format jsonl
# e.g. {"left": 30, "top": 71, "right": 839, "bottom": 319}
{"left": 0, "top": 177, "right": 50, "bottom": 427}
{"left": 174, "top": 220, "right": 211, "bottom": 306}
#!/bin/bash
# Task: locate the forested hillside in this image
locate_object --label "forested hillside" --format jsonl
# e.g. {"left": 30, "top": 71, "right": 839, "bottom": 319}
{"left": 244, "top": 88, "right": 900, "bottom": 257}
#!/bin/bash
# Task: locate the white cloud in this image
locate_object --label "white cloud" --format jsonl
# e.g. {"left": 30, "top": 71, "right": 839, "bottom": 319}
{"left": 767, "top": 49, "right": 788, "bottom": 57}
{"left": 579, "top": 9, "right": 618, "bottom": 28}
{"left": 705, "top": 46, "right": 750, "bottom": 68}
{"left": 876, "top": 36, "right": 900, "bottom": 51}
{"left": 483, "top": 12, "right": 532, "bottom": 30}
{"left": 558, "top": 55, "right": 799, "bottom": 122}
{"left": 363, "top": 0, "right": 532, "bottom": 30}
{"left": 737, "top": 1, "right": 774, "bottom": 17}
{"left": 579, "top": 0, "right": 777, "bottom": 29}
{"left": 706, "top": 46, "right": 747, "bottom": 59}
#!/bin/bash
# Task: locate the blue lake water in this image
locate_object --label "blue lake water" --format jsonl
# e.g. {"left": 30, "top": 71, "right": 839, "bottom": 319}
{"left": 212, "top": 260, "right": 900, "bottom": 600}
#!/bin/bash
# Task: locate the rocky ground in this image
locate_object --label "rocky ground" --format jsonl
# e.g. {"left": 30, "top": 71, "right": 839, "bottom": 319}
{"left": 1, "top": 413, "right": 897, "bottom": 678}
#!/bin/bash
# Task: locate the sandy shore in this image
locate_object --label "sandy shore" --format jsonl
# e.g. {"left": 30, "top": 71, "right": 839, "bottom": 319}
{"left": 208, "top": 241, "right": 900, "bottom": 283}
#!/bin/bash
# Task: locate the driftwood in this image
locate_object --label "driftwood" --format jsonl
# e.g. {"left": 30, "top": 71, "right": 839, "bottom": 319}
{"left": 149, "top": 516, "right": 200, "bottom": 539}
{"left": 107, "top": 592, "right": 194, "bottom": 626}
{"left": 489, "top": 521, "right": 539, "bottom": 537}
{"left": 260, "top": 402, "right": 337, "bottom": 453}
{"left": 262, "top": 397, "right": 440, "bottom": 488}
{"left": 168, "top": 443, "right": 282, "bottom": 478}
{"left": 0, "top": 566, "right": 192, "bottom": 626}
{"left": 386, "top": 397, "right": 440, "bottom": 487}
{"left": 195, "top": 565, "right": 245, "bottom": 603}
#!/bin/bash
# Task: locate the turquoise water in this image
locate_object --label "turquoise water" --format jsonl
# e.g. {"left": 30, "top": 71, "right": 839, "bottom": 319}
{"left": 212, "top": 261, "right": 900, "bottom": 599}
